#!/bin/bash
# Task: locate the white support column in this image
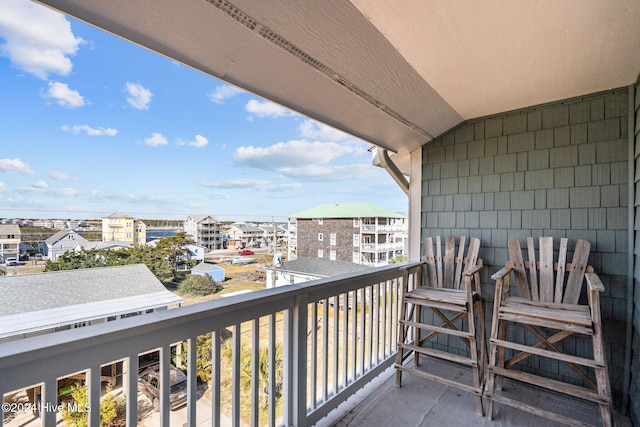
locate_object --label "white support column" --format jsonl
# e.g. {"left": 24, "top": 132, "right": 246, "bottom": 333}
{"left": 408, "top": 146, "right": 423, "bottom": 261}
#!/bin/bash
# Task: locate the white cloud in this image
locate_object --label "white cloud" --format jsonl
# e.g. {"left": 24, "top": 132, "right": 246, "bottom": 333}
{"left": 208, "top": 191, "right": 231, "bottom": 200}
{"left": 32, "top": 180, "right": 48, "bottom": 189}
{"left": 277, "top": 163, "right": 377, "bottom": 181}
{"left": 0, "top": 158, "right": 35, "bottom": 175}
{"left": 50, "top": 170, "right": 69, "bottom": 181}
{"left": 177, "top": 134, "right": 208, "bottom": 148}
{"left": 200, "top": 179, "right": 301, "bottom": 192}
{"left": 42, "top": 81, "right": 85, "bottom": 108}
{"left": 62, "top": 124, "right": 118, "bottom": 136}
{"left": 233, "top": 140, "right": 357, "bottom": 170}
{"left": 0, "top": 0, "right": 84, "bottom": 79}
{"left": 0, "top": 182, "right": 7, "bottom": 192}
{"left": 298, "top": 119, "right": 351, "bottom": 142}
{"left": 245, "top": 99, "right": 295, "bottom": 118}
{"left": 208, "top": 85, "right": 243, "bottom": 104}
{"left": 142, "top": 133, "right": 168, "bottom": 147}
{"left": 125, "top": 82, "right": 153, "bottom": 110}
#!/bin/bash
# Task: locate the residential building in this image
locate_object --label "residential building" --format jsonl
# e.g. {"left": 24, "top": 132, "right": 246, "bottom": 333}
{"left": 101, "top": 212, "right": 146, "bottom": 244}
{"left": 265, "top": 257, "right": 373, "bottom": 288}
{"left": 0, "top": 224, "right": 21, "bottom": 261}
{"left": 183, "top": 215, "right": 222, "bottom": 251}
{"left": 44, "top": 229, "right": 89, "bottom": 261}
{"left": 0, "top": 264, "right": 183, "bottom": 343}
{"left": 288, "top": 202, "right": 407, "bottom": 267}
{"left": 227, "top": 222, "right": 266, "bottom": 248}
{"left": 4, "top": 2, "right": 640, "bottom": 426}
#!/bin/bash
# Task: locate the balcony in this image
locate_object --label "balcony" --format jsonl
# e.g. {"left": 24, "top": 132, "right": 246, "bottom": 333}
{"left": 360, "top": 242, "right": 404, "bottom": 253}
{"left": 360, "top": 224, "right": 405, "bottom": 233}
{"left": 0, "top": 263, "right": 420, "bottom": 427}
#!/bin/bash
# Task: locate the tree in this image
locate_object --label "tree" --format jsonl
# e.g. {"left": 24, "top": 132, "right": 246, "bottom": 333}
{"left": 61, "top": 384, "right": 125, "bottom": 427}
{"left": 153, "top": 231, "right": 196, "bottom": 278}
{"left": 177, "top": 274, "right": 222, "bottom": 297}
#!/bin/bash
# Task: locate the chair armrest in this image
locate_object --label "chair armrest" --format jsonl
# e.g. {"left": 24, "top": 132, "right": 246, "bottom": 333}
{"left": 585, "top": 272, "right": 604, "bottom": 293}
{"left": 491, "top": 265, "right": 512, "bottom": 281}
{"left": 463, "top": 264, "right": 484, "bottom": 276}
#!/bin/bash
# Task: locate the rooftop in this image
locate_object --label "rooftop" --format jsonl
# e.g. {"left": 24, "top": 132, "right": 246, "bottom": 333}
{"left": 291, "top": 202, "right": 405, "bottom": 219}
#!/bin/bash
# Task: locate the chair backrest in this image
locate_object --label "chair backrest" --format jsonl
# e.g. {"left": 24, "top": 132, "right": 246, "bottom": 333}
{"left": 507, "top": 237, "right": 592, "bottom": 304}
{"left": 423, "top": 236, "right": 480, "bottom": 290}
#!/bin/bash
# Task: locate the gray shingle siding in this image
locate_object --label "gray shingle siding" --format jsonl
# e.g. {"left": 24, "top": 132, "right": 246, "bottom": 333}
{"left": 421, "top": 87, "right": 630, "bottom": 409}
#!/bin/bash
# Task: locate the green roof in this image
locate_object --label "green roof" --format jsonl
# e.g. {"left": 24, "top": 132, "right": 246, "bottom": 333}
{"left": 290, "top": 202, "right": 405, "bottom": 219}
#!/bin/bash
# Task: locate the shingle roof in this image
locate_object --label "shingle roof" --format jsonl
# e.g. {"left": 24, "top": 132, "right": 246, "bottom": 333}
{"left": 187, "top": 214, "right": 218, "bottom": 223}
{"left": 280, "top": 258, "right": 373, "bottom": 277}
{"left": 290, "top": 202, "right": 405, "bottom": 219}
{"left": 0, "top": 264, "right": 183, "bottom": 339}
{"left": 44, "top": 229, "right": 89, "bottom": 245}
{"left": 191, "top": 262, "right": 224, "bottom": 273}
{"left": 0, "top": 224, "right": 21, "bottom": 235}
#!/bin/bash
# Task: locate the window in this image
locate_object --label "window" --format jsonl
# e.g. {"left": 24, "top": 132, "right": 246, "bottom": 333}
{"left": 353, "top": 218, "right": 360, "bottom": 227}
{"left": 353, "top": 252, "right": 360, "bottom": 263}
{"left": 317, "top": 218, "right": 323, "bottom": 225}
{"left": 329, "top": 250, "right": 336, "bottom": 261}
{"left": 318, "top": 233, "right": 323, "bottom": 241}
{"left": 318, "top": 250, "right": 324, "bottom": 258}
{"left": 353, "top": 234, "right": 360, "bottom": 246}
{"left": 330, "top": 233, "right": 336, "bottom": 245}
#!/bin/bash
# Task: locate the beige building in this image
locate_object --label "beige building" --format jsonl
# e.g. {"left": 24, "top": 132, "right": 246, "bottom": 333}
{"left": 0, "top": 224, "right": 21, "bottom": 262}
{"left": 101, "top": 212, "right": 146, "bottom": 244}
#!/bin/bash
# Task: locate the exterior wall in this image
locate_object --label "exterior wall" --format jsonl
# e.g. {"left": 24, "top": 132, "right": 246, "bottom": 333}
{"left": 102, "top": 216, "right": 146, "bottom": 244}
{"left": 184, "top": 216, "right": 222, "bottom": 250}
{"left": 421, "top": 88, "right": 630, "bottom": 407}
{"left": 631, "top": 77, "right": 640, "bottom": 425}
{"left": 296, "top": 218, "right": 355, "bottom": 262}
{"left": 0, "top": 226, "right": 20, "bottom": 260}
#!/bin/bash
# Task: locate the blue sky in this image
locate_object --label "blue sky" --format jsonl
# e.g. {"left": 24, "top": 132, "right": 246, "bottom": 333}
{"left": 0, "top": 0, "right": 406, "bottom": 222}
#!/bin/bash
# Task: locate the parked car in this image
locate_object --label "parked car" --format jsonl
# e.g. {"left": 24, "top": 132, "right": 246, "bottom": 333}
{"left": 238, "top": 249, "right": 254, "bottom": 255}
{"left": 138, "top": 364, "right": 188, "bottom": 411}
{"left": 5, "top": 257, "right": 18, "bottom": 266}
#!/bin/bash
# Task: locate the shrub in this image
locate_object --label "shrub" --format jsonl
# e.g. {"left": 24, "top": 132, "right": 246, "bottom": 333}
{"left": 177, "top": 274, "right": 222, "bottom": 296}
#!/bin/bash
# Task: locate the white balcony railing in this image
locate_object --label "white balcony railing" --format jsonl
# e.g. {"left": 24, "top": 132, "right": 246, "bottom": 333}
{"left": 0, "top": 262, "right": 420, "bottom": 427}
{"left": 360, "top": 224, "right": 405, "bottom": 233}
{"left": 360, "top": 242, "right": 405, "bottom": 252}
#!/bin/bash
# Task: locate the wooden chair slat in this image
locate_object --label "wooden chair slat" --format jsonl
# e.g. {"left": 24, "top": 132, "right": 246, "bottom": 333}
{"left": 507, "top": 239, "right": 531, "bottom": 299}
{"left": 435, "top": 236, "right": 443, "bottom": 288}
{"left": 397, "top": 235, "right": 486, "bottom": 416}
{"left": 454, "top": 236, "right": 466, "bottom": 290}
{"left": 563, "top": 239, "right": 590, "bottom": 305}
{"left": 423, "top": 237, "right": 437, "bottom": 288}
{"left": 444, "top": 236, "right": 455, "bottom": 289}
{"left": 554, "top": 238, "right": 568, "bottom": 303}
{"left": 526, "top": 237, "right": 539, "bottom": 301}
{"left": 538, "top": 237, "right": 554, "bottom": 302}
{"left": 487, "top": 237, "right": 612, "bottom": 426}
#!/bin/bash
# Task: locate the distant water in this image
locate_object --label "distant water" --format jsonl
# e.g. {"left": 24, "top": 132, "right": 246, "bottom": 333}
{"left": 146, "top": 228, "right": 179, "bottom": 242}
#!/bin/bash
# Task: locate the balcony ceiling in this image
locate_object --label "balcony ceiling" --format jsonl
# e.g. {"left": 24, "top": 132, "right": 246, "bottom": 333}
{"left": 36, "top": 0, "right": 640, "bottom": 154}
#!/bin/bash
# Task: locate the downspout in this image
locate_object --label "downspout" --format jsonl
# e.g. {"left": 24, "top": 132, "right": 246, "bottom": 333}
{"left": 379, "top": 149, "right": 409, "bottom": 196}
{"left": 623, "top": 81, "right": 636, "bottom": 413}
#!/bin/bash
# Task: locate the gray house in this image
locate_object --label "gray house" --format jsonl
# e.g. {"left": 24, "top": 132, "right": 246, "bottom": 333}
{"left": 18, "top": 1, "right": 640, "bottom": 424}
{"left": 0, "top": 264, "right": 183, "bottom": 343}
{"left": 44, "top": 229, "right": 89, "bottom": 261}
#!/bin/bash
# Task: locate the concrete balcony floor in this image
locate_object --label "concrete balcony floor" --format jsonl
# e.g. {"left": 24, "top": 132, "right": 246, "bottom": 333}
{"left": 324, "top": 358, "right": 632, "bottom": 427}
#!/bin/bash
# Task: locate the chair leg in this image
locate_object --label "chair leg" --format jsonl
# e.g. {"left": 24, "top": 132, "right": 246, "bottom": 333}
{"left": 592, "top": 325, "right": 613, "bottom": 427}
{"left": 467, "top": 303, "right": 484, "bottom": 416}
{"left": 414, "top": 305, "right": 421, "bottom": 366}
{"left": 396, "top": 299, "right": 409, "bottom": 387}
